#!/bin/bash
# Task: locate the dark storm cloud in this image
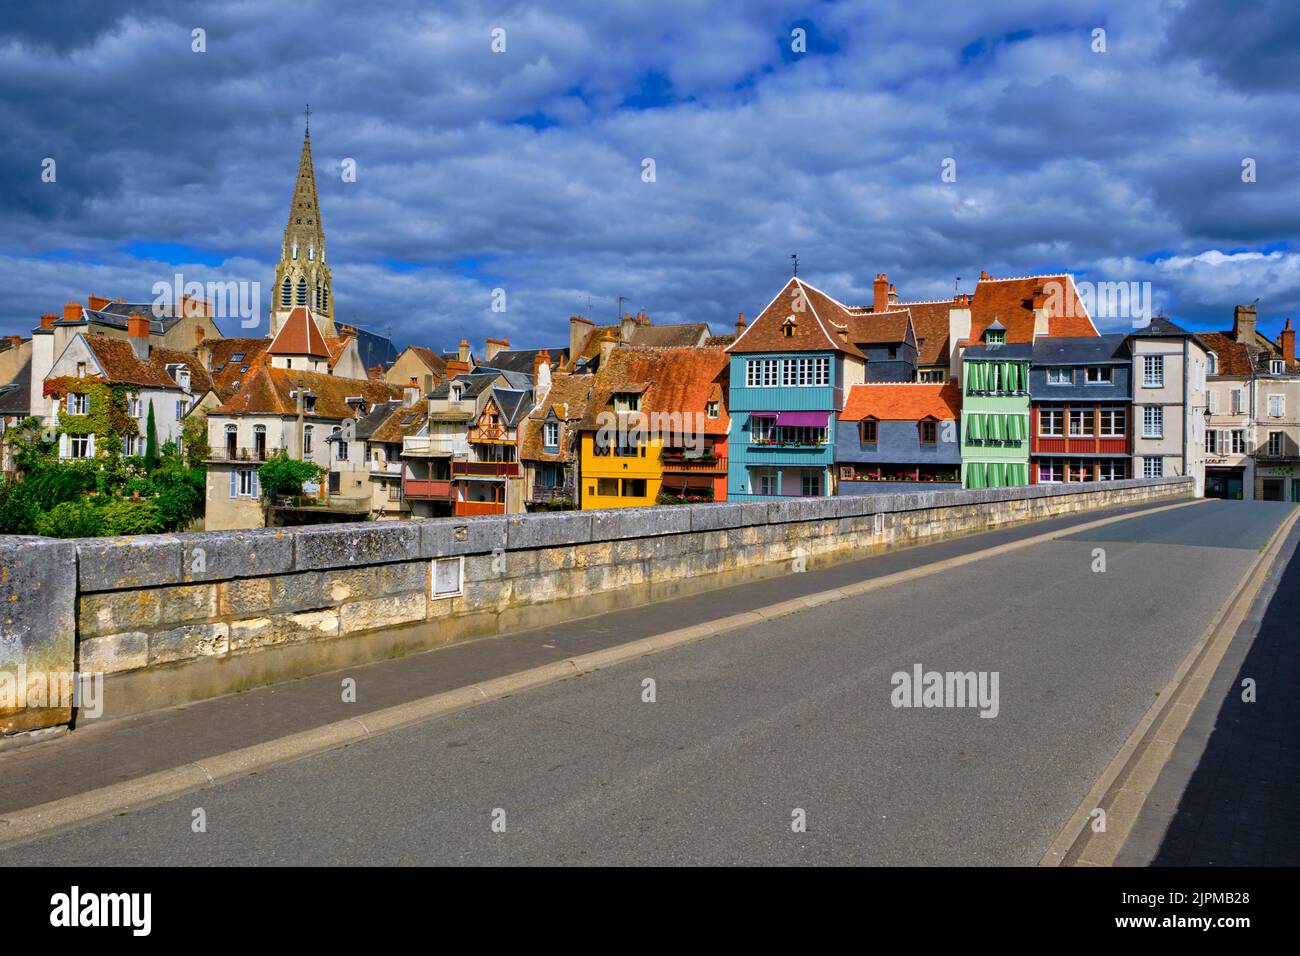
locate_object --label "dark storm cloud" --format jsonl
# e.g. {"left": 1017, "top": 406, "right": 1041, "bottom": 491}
{"left": 1, "top": 0, "right": 1298, "bottom": 351}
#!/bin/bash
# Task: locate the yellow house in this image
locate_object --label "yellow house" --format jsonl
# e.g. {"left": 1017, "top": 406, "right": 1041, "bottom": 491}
{"left": 579, "top": 426, "right": 662, "bottom": 509}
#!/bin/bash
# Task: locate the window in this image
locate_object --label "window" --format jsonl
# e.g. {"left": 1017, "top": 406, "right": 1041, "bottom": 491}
{"left": 1039, "top": 409, "right": 1064, "bottom": 436}
{"left": 1232, "top": 430, "right": 1246, "bottom": 454}
{"left": 128, "top": 395, "right": 141, "bottom": 417}
{"left": 76, "top": 362, "right": 87, "bottom": 378}
{"left": 613, "top": 392, "right": 640, "bottom": 413}
{"left": 1047, "top": 368, "right": 1071, "bottom": 386}
{"left": 1142, "top": 406, "right": 1163, "bottom": 438}
{"left": 887, "top": 346, "right": 898, "bottom": 360}
{"left": 751, "top": 416, "right": 774, "bottom": 443}
{"left": 1099, "top": 408, "right": 1125, "bottom": 437}
{"left": 66, "top": 393, "right": 89, "bottom": 416}
{"left": 230, "top": 467, "right": 259, "bottom": 498}
{"left": 918, "top": 369, "right": 945, "bottom": 383}
{"left": 621, "top": 478, "right": 646, "bottom": 498}
{"left": 919, "top": 420, "right": 937, "bottom": 444}
{"left": 988, "top": 364, "right": 1002, "bottom": 392}
{"left": 68, "top": 436, "right": 91, "bottom": 459}
{"left": 706, "top": 400, "right": 720, "bottom": 419}
{"left": 1271, "top": 360, "right": 1285, "bottom": 374}
{"left": 746, "top": 358, "right": 779, "bottom": 387}
{"left": 596, "top": 478, "right": 618, "bottom": 496}
{"left": 1038, "top": 460, "right": 1063, "bottom": 483}
{"left": 1069, "top": 409, "right": 1095, "bottom": 436}
{"left": 1143, "top": 457, "right": 1164, "bottom": 478}
{"left": 1207, "top": 353, "right": 1217, "bottom": 374}
{"left": 1268, "top": 394, "right": 1284, "bottom": 417}
{"left": 280, "top": 278, "right": 292, "bottom": 307}
{"left": 176, "top": 400, "right": 186, "bottom": 421}
{"left": 543, "top": 421, "right": 560, "bottom": 448}
{"left": 801, "top": 471, "right": 822, "bottom": 496}
{"left": 1204, "top": 430, "right": 1218, "bottom": 454}
{"left": 1269, "top": 431, "right": 1283, "bottom": 457}
{"left": 782, "top": 318, "right": 796, "bottom": 337}
{"left": 745, "top": 357, "right": 826, "bottom": 387}
{"left": 303, "top": 425, "right": 313, "bottom": 455}
{"left": 1231, "top": 389, "right": 1244, "bottom": 415}
{"left": 121, "top": 435, "right": 132, "bottom": 455}
{"left": 1069, "top": 461, "right": 1094, "bottom": 482}
{"left": 860, "top": 419, "right": 878, "bottom": 444}
{"left": 431, "top": 557, "right": 464, "bottom": 599}
{"left": 1098, "top": 460, "right": 1125, "bottom": 481}
{"left": 757, "top": 471, "right": 778, "bottom": 496}
{"left": 1143, "top": 355, "right": 1164, "bottom": 387}
{"left": 333, "top": 427, "right": 348, "bottom": 461}
{"left": 1084, "top": 366, "right": 1113, "bottom": 384}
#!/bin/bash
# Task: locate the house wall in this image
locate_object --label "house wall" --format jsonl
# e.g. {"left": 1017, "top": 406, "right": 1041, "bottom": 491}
{"left": 835, "top": 419, "right": 961, "bottom": 465}
{"left": 1204, "top": 375, "right": 1255, "bottom": 499}
{"left": 959, "top": 358, "right": 1031, "bottom": 487}
{"left": 1, "top": 475, "right": 1192, "bottom": 732}
{"left": 579, "top": 432, "right": 663, "bottom": 509}
{"left": 1252, "top": 374, "right": 1300, "bottom": 501}
{"left": 1132, "top": 336, "right": 1207, "bottom": 493}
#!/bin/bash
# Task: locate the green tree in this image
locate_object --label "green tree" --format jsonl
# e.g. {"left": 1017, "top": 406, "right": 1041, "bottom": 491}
{"left": 35, "top": 500, "right": 105, "bottom": 538}
{"left": 180, "top": 410, "right": 209, "bottom": 468}
{"left": 144, "top": 400, "right": 159, "bottom": 471}
{"left": 257, "top": 454, "right": 324, "bottom": 499}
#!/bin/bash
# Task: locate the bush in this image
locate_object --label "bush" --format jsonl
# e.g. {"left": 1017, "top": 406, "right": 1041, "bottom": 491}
{"left": 98, "top": 497, "right": 164, "bottom": 536}
{"left": 35, "top": 500, "right": 105, "bottom": 538}
{"left": 258, "top": 454, "right": 324, "bottom": 498}
{"left": 0, "top": 479, "right": 40, "bottom": 535}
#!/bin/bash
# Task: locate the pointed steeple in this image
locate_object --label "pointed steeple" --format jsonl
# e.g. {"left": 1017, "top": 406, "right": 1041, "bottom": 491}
{"left": 272, "top": 117, "right": 334, "bottom": 336}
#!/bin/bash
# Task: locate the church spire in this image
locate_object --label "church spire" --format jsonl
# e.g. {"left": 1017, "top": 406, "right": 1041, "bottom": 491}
{"left": 272, "top": 115, "right": 333, "bottom": 335}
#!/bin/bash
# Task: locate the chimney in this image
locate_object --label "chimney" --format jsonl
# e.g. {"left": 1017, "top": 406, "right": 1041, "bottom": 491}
{"left": 979, "top": 270, "right": 993, "bottom": 281}
{"left": 568, "top": 315, "right": 593, "bottom": 363}
{"left": 87, "top": 294, "right": 109, "bottom": 312}
{"left": 405, "top": 376, "right": 420, "bottom": 407}
{"left": 735, "top": 311, "right": 746, "bottom": 335}
{"left": 1032, "top": 285, "right": 1051, "bottom": 338}
{"left": 534, "top": 349, "right": 552, "bottom": 389}
{"left": 127, "top": 312, "right": 151, "bottom": 360}
{"left": 620, "top": 312, "right": 637, "bottom": 342}
{"left": 62, "top": 301, "right": 81, "bottom": 324}
{"left": 5, "top": 335, "right": 21, "bottom": 348}
{"left": 1281, "top": 318, "right": 1295, "bottom": 367}
{"left": 599, "top": 329, "right": 618, "bottom": 366}
{"left": 1234, "top": 304, "right": 1257, "bottom": 346}
{"left": 947, "top": 295, "right": 973, "bottom": 380}
{"left": 888, "top": 283, "right": 898, "bottom": 306}
{"left": 485, "top": 337, "right": 509, "bottom": 362}
{"left": 873, "top": 274, "right": 889, "bottom": 313}
{"left": 458, "top": 337, "right": 470, "bottom": 364}
{"left": 39, "top": 313, "right": 58, "bottom": 329}
{"left": 196, "top": 340, "right": 212, "bottom": 370}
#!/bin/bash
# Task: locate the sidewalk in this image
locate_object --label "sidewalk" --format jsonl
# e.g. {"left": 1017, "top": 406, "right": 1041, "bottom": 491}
{"left": 0, "top": 502, "right": 1165, "bottom": 818}
{"left": 1116, "top": 519, "right": 1300, "bottom": 866}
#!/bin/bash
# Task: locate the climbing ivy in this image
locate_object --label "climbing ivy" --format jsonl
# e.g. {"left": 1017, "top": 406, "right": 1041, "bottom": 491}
{"left": 42, "top": 377, "right": 137, "bottom": 446}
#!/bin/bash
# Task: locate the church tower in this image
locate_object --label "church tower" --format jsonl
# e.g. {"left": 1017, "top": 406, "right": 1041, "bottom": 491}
{"left": 271, "top": 117, "right": 334, "bottom": 337}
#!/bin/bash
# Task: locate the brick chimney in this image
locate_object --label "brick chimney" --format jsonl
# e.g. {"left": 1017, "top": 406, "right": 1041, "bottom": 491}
{"left": 638, "top": 310, "right": 649, "bottom": 326}
{"left": 569, "top": 315, "right": 593, "bottom": 363}
{"left": 485, "top": 337, "right": 509, "bottom": 362}
{"left": 62, "top": 301, "right": 81, "bottom": 324}
{"left": 39, "top": 313, "right": 58, "bottom": 329}
{"left": 533, "top": 348, "right": 551, "bottom": 388}
{"left": 127, "top": 312, "right": 151, "bottom": 360}
{"left": 873, "top": 274, "right": 889, "bottom": 313}
{"left": 87, "top": 294, "right": 109, "bottom": 312}
{"left": 5, "top": 335, "right": 21, "bottom": 348}
{"left": 405, "top": 376, "right": 420, "bottom": 407}
{"left": 1234, "top": 304, "right": 1257, "bottom": 346}
{"left": 980, "top": 270, "right": 993, "bottom": 281}
{"left": 888, "top": 283, "right": 898, "bottom": 306}
{"left": 1281, "top": 317, "right": 1295, "bottom": 367}
{"left": 620, "top": 311, "right": 637, "bottom": 342}
{"left": 735, "top": 311, "right": 746, "bottom": 334}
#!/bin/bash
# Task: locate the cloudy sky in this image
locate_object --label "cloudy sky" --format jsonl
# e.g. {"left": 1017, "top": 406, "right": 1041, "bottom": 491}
{"left": 3, "top": 0, "right": 1298, "bottom": 351}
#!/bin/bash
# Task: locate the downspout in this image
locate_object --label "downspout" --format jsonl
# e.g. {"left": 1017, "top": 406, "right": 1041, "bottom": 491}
{"left": 1181, "top": 336, "right": 1188, "bottom": 481}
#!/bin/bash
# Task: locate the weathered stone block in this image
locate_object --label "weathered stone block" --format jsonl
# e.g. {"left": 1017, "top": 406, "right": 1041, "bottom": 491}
{"left": 380, "top": 561, "right": 427, "bottom": 595}
{"left": 77, "top": 535, "right": 181, "bottom": 591}
{"left": 229, "top": 610, "right": 339, "bottom": 651}
{"left": 419, "top": 515, "right": 508, "bottom": 558}
{"left": 79, "top": 632, "right": 149, "bottom": 675}
{"left": 591, "top": 506, "right": 690, "bottom": 542}
{"left": 180, "top": 528, "right": 294, "bottom": 583}
{"left": 690, "top": 501, "right": 766, "bottom": 531}
{"left": 167, "top": 583, "right": 219, "bottom": 623}
{"left": 269, "top": 570, "right": 325, "bottom": 613}
{"left": 0, "top": 536, "right": 77, "bottom": 733}
{"left": 322, "top": 566, "right": 380, "bottom": 603}
{"left": 506, "top": 511, "right": 592, "bottom": 550}
{"left": 294, "top": 522, "right": 421, "bottom": 571}
{"left": 149, "top": 622, "right": 230, "bottom": 665}
{"left": 219, "top": 577, "right": 274, "bottom": 617}
{"left": 78, "top": 589, "right": 162, "bottom": 638}
{"left": 339, "top": 592, "right": 427, "bottom": 634}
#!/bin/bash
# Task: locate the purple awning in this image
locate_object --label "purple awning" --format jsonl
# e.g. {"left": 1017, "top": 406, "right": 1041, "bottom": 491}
{"left": 776, "top": 410, "right": 830, "bottom": 427}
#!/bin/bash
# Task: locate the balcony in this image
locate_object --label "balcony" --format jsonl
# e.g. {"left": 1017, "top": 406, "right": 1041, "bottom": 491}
{"left": 402, "top": 477, "right": 454, "bottom": 500}
{"left": 528, "top": 483, "right": 575, "bottom": 504}
{"left": 455, "top": 500, "right": 506, "bottom": 516}
{"left": 661, "top": 454, "right": 727, "bottom": 473}
{"left": 370, "top": 461, "right": 403, "bottom": 476}
{"left": 1032, "top": 436, "right": 1128, "bottom": 455}
{"left": 207, "top": 446, "right": 272, "bottom": 462}
{"left": 452, "top": 460, "right": 520, "bottom": 478}
{"left": 402, "top": 435, "right": 456, "bottom": 457}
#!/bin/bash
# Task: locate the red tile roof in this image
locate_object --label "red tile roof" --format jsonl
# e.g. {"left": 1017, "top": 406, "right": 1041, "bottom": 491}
{"left": 213, "top": 366, "right": 401, "bottom": 418}
{"left": 840, "top": 381, "right": 962, "bottom": 422}
{"left": 268, "top": 306, "right": 329, "bottom": 357}
{"left": 1200, "top": 332, "right": 1260, "bottom": 376}
{"left": 892, "top": 300, "right": 954, "bottom": 367}
{"left": 82, "top": 337, "right": 176, "bottom": 388}
{"left": 968, "top": 274, "right": 1097, "bottom": 342}
{"left": 727, "top": 278, "right": 866, "bottom": 357}
{"left": 578, "top": 346, "right": 730, "bottom": 435}
{"left": 207, "top": 337, "right": 270, "bottom": 401}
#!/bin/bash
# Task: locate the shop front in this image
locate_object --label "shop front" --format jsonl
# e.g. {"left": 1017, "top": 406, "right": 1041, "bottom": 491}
{"left": 1256, "top": 464, "right": 1299, "bottom": 502}
{"left": 1205, "top": 465, "right": 1247, "bottom": 500}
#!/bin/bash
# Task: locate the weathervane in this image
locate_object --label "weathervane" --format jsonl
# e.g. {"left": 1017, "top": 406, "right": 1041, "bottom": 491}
{"left": 304, "top": 103, "right": 311, "bottom": 131}
{"left": 791, "top": 253, "right": 798, "bottom": 276}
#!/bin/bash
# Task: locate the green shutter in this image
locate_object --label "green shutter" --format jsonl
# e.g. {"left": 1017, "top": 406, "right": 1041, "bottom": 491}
{"left": 968, "top": 413, "right": 982, "bottom": 440}
{"left": 988, "top": 461, "right": 1004, "bottom": 487}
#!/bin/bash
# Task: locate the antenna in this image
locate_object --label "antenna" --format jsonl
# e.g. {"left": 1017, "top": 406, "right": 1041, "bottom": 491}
{"left": 618, "top": 295, "right": 628, "bottom": 321}
{"left": 791, "top": 253, "right": 798, "bottom": 276}
{"left": 304, "top": 103, "right": 311, "bottom": 132}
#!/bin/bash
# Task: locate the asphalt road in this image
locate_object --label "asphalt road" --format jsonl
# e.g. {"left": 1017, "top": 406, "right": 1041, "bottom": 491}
{"left": 3, "top": 499, "right": 1294, "bottom": 866}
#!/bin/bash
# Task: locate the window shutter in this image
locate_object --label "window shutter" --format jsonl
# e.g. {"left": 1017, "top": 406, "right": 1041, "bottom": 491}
{"left": 87, "top": 434, "right": 95, "bottom": 457}
{"left": 229, "top": 470, "right": 238, "bottom": 498}
{"left": 251, "top": 469, "right": 260, "bottom": 498}
{"left": 58, "top": 434, "right": 68, "bottom": 458}
{"left": 1208, "top": 391, "right": 1217, "bottom": 413}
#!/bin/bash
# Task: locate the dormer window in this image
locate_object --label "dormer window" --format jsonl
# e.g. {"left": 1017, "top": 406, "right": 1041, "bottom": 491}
{"left": 76, "top": 362, "right": 86, "bottom": 378}
{"left": 613, "top": 392, "right": 640, "bottom": 413}
{"left": 782, "top": 317, "right": 797, "bottom": 338}
{"left": 1271, "top": 359, "right": 1285, "bottom": 374}
{"left": 1207, "top": 353, "right": 1218, "bottom": 374}
{"left": 451, "top": 384, "right": 463, "bottom": 402}
{"left": 984, "top": 328, "right": 1005, "bottom": 345}
{"left": 304, "top": 394, "right": 317, "bottom": 413}
{"left": 919, "top": 419, "right": 938, "bottom": 445}
{"left": 543, "top": 420, "right": 560, "bottom": 449}
{"left": 706, "top": 400, "right": 720, "bottom": 419}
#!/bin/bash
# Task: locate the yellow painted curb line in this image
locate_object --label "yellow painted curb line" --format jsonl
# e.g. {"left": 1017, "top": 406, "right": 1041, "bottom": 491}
{"left": 0, "top": 496, "right": 1201, "bottom": 851}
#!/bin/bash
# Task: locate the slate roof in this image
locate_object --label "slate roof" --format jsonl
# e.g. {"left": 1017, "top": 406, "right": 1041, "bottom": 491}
{"left": 351, "top": 400, "right": 404, "bottom": 441}
{"left": 429, "top": 373, "right": 501, "bottom": 401}
{"left": 892, "top": 300, "right": 953, "bottom": 367}
{"left": 491, "top": 387, "right": 534, "bottom": 427}
{"left": 841, "top": 381, "right": 962, "bottom": 422}
{"left": 484, "top": 347, "right": 570, "bottom": 376}
{"left": 0, "top": 359, "right": 31, "bottom": 415}
{"left": 1031, "top": 333, "right": 1130, "bottom": 365}
{"left": 961, "top": 342, "right": 1035, "bottom": 361}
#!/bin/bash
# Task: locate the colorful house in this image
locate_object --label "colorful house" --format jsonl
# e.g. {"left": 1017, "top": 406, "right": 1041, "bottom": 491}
{"left": 1028, "top": 334, "right": 1132, "bottom": 483}
{"left": 837, "top": 382, "right": 962, "bottom": 492}
{"left": 959, "top": 324, "right": 1032, "bottom": 488}
{"left": 578, "top": 346, "right": 729, "bottom": 509}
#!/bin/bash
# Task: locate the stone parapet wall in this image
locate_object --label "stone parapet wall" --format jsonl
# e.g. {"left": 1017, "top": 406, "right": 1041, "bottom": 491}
{"left": 3, "top": 477, "right": 1194, "bottom": 728}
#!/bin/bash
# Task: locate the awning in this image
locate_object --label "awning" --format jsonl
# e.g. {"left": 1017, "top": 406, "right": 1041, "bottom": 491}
{"left": 775, "top": 410, "right": 829, "bottom": 427}
{"left": 748, "top": 411, "right": 779, "bottom": 419}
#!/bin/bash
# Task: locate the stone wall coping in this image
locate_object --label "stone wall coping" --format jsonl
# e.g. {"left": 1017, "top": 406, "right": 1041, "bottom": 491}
{"left": 28, "top": 476, "right": 1192, "bottom": 594}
